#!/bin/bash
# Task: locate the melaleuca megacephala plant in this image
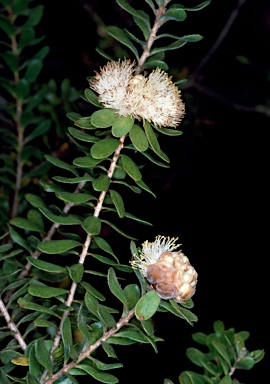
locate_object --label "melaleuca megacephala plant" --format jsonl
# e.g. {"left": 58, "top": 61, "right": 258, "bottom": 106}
{"left": 0, "top": 1, "right": 264, "bottom": 384}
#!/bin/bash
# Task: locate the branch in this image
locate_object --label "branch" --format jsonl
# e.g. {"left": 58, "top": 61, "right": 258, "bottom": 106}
{"left": 0, "top": 298, "right": 27, "bottom": 351}
{"left": 44, "top": 308, "right": 135, "bottom": 384}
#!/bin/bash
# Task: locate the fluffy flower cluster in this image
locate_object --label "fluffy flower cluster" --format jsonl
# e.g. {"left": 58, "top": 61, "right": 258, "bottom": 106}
{"left": 89, "top": 59, "right": 185, "bottom": 128}
{"left": 131, "top": 236, "right": 198, "bottom": 303}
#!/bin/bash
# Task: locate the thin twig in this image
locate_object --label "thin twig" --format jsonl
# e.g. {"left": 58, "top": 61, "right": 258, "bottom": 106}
{"left": 0, "top": 298, "right": 27, "bottom": 351}
{"left": 136, "top": 0, "right": 170, "bottom": 73}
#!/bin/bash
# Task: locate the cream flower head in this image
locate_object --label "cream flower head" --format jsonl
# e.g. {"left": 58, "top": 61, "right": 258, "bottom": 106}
{"left": 89, "top": 59, "right": 185, "bottom": 128}
{"left": 131, "top": 236, "right": 198, "bottom": 303}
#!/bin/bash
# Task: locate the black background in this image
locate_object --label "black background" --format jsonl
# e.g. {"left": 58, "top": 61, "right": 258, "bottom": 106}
{"left": 38, "top": 1, "right": 269, "bottom": 382}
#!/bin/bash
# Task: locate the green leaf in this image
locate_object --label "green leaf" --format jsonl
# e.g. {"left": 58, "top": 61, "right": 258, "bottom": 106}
{"left": 55, "top": 191, "right": 95, "bottom": 204}
{"left": 0, "top": 17, "right": 13, "bottom": 37}
{"left": 135, "top": 179, "right": 156, "bottom": 197}
{"left": 135, "top": 290, "right": 160, "bottom": 320}
{"left": 124, "top": 284, "right": 140, "bottom": 310}
{"left": 101, "top": 219, "right": 137, "bottom": 240}
{"left": 121, "top": 154, "right": 142, "bottom": 181}
{"left": 235, "top": 356, "right": 255, "bottom": 370}
{"left": 18, "top": 298, "right": 60, "bottom": 318}
{"left": 25, "top": 193, "right": 47, "bottom": 209}
{"left": 37, "top": 239, "right": 81, "bottom": 254}
{"left": 25, "top": 59, "right": 42, "bottom": 83}
{"left": 178, "top": 371, "right": 205, "bottom": 384}
{"left": 18, "top": 26, "right": 35, "bottom": 50}
{"left": 62, "top": 316, "right": 79, "bottom": 362}
{"left": 112, "top": 115, "right": 134, "bottom": 137}
{"left": 82, "top": 216, "right": 101, "bottom": 235}
{"left": 93, "top": 175, "right": 111, "bottom": 191}
{"left": 91, "top": 108, "right": 117, "bottom": 128}
{"left": 213, "top": 320, "right": 225, "bottom": 335}
{"left": 9, "top": 217, "right": 44, "bottom": 233}
{"left": 94, "top": 236, "right": 118, "bottom": 259}
{"left": 106, "top": 25, "right": 139, "bottom": 60}
{"left": 162, "top": 7, "right": 187, "bottom": 22}
{"left": 80, "top": 281, "right": 106, "bottom": 301}
{"left": 85, "top": 291, "right": 100, "bottom": 318}
{"left": 73, "top": 156, "right": 102, "bottom": 168}
{"left": 164, "top": 379, "right": 174, "bottom": 384}
{"left": 13, "top": 1, "right": 31, "bottom": 16}
{"left": 28, "top": 344, "right": 41, "bottom": 378}
{"left": 91, "top": 138, "right": 120, "bottom": 159}
{"left": 26, "top": 257, "right": 66, "bottom": 273}
{"left": 179, "top": 34, "right": 203, "bottom": 42}
{"left": 67, "top": 263, "right": 84, "bottom": 283}
{"left": 35, "top": 339, "right": 52, "bottom": 372}
{"left": 28, "top": 284, "right": 68, "bottom": 298}
{"left": 143, "top": 59, "right": 168, "bottom": 71}
{"left": 129, "top": 124, "right": 149, "bottom": 151}
{"left": 38, "top": 207, "right": 82, "bottom": 225}
{"left": 209, "top": 336, "right": 231, "bottom": 367}
{"left": 107, "top": 337, "right": 136, "bottom": 346}
{"left": 102, "top": 342, "right": 118, "bottom": 358}
{"left": 144, "top": 120, "right": 170, "bottom": 162}
{"left": 76, "top": 364, "right": 119, "bottom": 383}
{"left": 45, "top": 154, "right": 79, "bottom": 176}
{"left": 53, "top": 175, "right": 94, "bottom": 184}
{"left": 25, "top": 4, "right": 44, "bottom": 26}
{"left": 116, "top": 0, "right": 150, "bottom": 25}
{"left": 84, "top": 88, "right": 103, "bottom": 107}
{"left": 107, "top": 268, "right": 128, "bottom": 308}
{"left": 2, "top": 52, "right": 18, "bottom": 72}
{"left": 110, "top": 190, "right": 125, "bottom": 218}
{"left": 26, "top": 373, "right": 40, "bottom": 384}
{"left": 154, "top": 124, "right": 183, "bottom": 136}
{"left": 8, "top": 225, "right": 32, "bottom": 252}
{"left": 77, "top": 304, "right": 91, "bottom": 342}
{"left": 116, "top": 329, "right": 150, "bottom": 344}
{"left": 219, "top": 375, "right": 232, "bottom": 384}
{"left": 17, "top": 78, "right": 30, "bottom": 98}
{"left": 68, "top": 127, "right": 100, "bottom": 143}
{"left": 74, "top": 116, "right": 96, "bottom": 129}
{"left": 156, "top": 40, "right": 189, "bottom": 55}
{"left": 160, "top": 300, "right": 198, "bottom": 325}
{"left": 183, "top": 1, "right": 211, "bottom": 11}
{"left": 186, "top": 347, "right": 209, "bottom": 367}
{"left": 99, "top": 305, "right": 117, "bottom": 329}
{"left": 24, "top": 120, "right": 51, "bottom": 144}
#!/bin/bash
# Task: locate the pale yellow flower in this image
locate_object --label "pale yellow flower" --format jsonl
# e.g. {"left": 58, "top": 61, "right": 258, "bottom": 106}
{"left": 89, "top": 59, "right": 185, "bottom": 128}
{"left": 131, "top": 236, "right": 198, "bottom": 303}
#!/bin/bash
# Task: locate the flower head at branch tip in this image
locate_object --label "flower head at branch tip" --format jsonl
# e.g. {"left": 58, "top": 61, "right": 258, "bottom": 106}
{"left": 131, "top": 235, "right": 198, "bottom": 303}
{"left": 89, "top": 59, "right": 185, "bottom": 128}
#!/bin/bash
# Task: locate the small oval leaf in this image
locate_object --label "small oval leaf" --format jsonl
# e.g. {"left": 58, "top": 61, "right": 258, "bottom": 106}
{"left": 110, "top": 190, "right": 125, "bottom": 218}
{"left": 28, "top": 284, "right": 68, "bottom": 298}
{"left": 135, "top": 290, "right": 160, "bottom": 320}
{"left": 112, "top": 115, "right": 134, "bottom": 137}
{"left": 129, "top": 124, "right": 149, "bottom": 152}
{"left": 37, "top": 240, "right": 81, "bottom": 254}
{"left": 121, "top": 154, "right": 142, "bottom": 181}
{"left": 108, "top": 268, "right": 128, "bottom": 308}
{"left": 91, "top": 108, "right": 117, "bottom": 128}
{"left": 91, "top": 138, "right": 120, "bottom": 159}
{"left": 82, "top": 216, "right": 101, "bottom": 235}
